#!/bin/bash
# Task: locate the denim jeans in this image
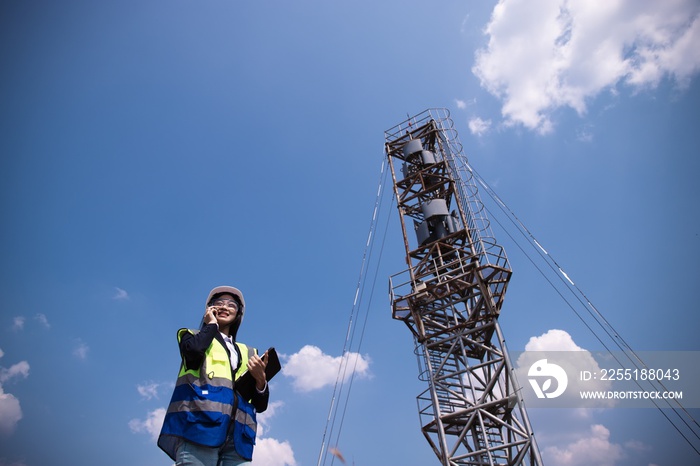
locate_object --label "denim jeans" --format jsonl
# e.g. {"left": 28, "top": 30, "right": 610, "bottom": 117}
{"left": 175, "top": 440, "right": 250, "bottom": 466}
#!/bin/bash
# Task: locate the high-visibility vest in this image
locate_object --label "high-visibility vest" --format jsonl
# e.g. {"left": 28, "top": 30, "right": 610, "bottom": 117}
{"left": 158, "top": 329, "right": 258, "bottom": 461}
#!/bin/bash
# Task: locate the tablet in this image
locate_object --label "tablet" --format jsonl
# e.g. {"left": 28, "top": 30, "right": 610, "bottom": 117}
{"left": 236, "top": 347, "right": 281, "bottom": 401}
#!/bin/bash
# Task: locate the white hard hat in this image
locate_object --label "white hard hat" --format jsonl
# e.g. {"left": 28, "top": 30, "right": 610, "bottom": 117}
{"left": 206, "top": 285, "right": 245, "bottom": 315}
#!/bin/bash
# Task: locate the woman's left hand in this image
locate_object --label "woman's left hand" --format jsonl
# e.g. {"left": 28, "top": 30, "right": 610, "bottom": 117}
{"left": 248, "top": 351, "right": 268, "bottom": 391}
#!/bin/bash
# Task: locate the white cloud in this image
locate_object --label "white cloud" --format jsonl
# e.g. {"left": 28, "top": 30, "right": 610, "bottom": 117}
{"left": 11, "top": 317, "right": 25, "bottom": 332}
{"left": 73, "top": 340, "right": 89, "bottom": 360}
{"left": 257, "top": 400, "right": 284, "bottom": 437}
{"left": 0, "top": 388, "right": 23, "bottom": 436}
{"left": 252, "top": 438, "right": 297, "bottom": 466}
{"left": 10, "top": 314, "right": 50, "bottom": 332}
{"left": 34, "top": 313, "right": 50, "bottom": 329}
{"left": 468, "top": 116, "right": 492, "bottom": 136}
{"left": 472, "top": 0, "right": 700, "bottom": 133}
{"left": 523, "top": 328, "right": 584, "bottom": 352}
{"left": 113, "top": 287, "right": 129, "bottom": 300}
{"left": 136, "top": 382, "right": 161, "bottom": 400}
{"left": 543, "top": 424, "right": 624, "bottom": 466}
{"left": 253, "top": 400, "right": 297, "bottom": 465}
{"left": 0, "top": 361, "right": 30, "bottom": 384}
{"left": 282, "top": 345, "right": 370, "bottom": 392}
{"left": 455, "top": 98, "right": 476, "bottom": 110}
{"left": 517, "top": 329, "right": 613, "bottom": 407}
{"left": 0, "top": 351, "right": 29, "bottom": 436}
{"left": 129, "top": 407, "right": 166, "bottom": 442}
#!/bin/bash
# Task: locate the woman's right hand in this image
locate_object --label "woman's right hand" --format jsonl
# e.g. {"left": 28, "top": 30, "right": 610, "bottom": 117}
{"left": 204, "top": 306, "right": 218, "bottom": 325}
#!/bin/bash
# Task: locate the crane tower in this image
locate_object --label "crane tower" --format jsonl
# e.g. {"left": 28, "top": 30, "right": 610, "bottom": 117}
{"left": 384, "top": 109, "right": 542, "bottom": 466}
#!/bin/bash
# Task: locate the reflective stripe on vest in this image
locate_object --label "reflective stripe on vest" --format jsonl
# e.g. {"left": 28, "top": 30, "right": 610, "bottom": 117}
{"left": 235, "top": 405, "right": 257, "bottom": 431}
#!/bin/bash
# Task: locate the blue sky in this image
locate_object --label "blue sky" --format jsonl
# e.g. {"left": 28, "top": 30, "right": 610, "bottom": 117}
{"left": 1, "top": 1, "right": 699, "bottom": 465}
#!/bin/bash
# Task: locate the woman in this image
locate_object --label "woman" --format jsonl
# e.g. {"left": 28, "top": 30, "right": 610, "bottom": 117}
{"left": 158, "top": 286, "right": 269, "bottom": 465}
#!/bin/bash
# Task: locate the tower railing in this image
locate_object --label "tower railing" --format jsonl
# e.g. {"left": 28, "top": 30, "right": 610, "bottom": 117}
{"left": 384, "top": 108, "right": 508, "bottom": 271}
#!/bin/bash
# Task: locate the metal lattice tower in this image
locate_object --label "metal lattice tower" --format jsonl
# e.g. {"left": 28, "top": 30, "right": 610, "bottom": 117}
{"left": 385, "top": 109, "right": 542, "bottom": 466}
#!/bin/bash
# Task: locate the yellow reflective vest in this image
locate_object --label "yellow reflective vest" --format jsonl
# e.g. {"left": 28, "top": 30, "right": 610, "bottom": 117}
{"left": 158, "top": 329, "right": 258, "bottom": 461}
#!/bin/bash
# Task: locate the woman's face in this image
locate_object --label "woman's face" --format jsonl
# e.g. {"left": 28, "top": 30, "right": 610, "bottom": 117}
{"left": 211, "top": 293, "right": 239, "bottom": 328}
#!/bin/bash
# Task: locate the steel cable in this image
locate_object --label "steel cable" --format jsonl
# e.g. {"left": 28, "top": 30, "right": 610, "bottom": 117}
{"left": 317, "top": 155, "right": 393, "bottom": 466}
{"left": 464, "top": 161, "right": 700, "bottom": 455}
